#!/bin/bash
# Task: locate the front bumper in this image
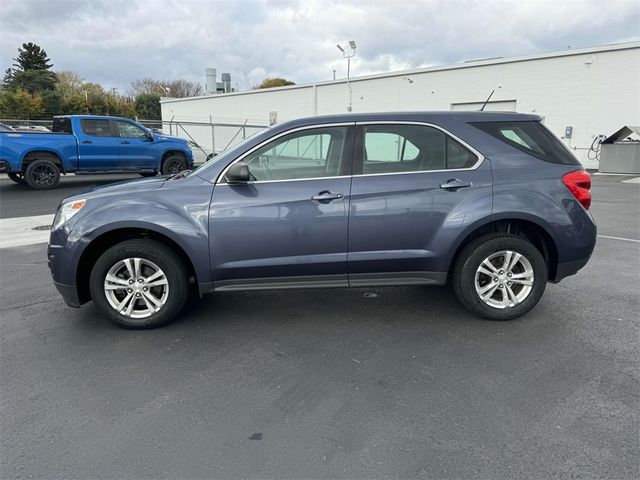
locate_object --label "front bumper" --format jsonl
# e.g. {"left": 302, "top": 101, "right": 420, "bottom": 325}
{"left": 53, "top": 281, "right": 81, "bottom": 308}
{"left": 48, "top": 233, "right": 84, "bottom": 307}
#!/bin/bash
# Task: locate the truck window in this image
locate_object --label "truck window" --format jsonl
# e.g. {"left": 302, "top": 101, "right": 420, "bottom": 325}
{"left": 52, "top": 117, "right": 72, "bottom": 133}
{"left": 81, "top": 119, "right": 114, "bottom": 137}
{"left": 115, "top": 120, "right": 147, "bottom": 138}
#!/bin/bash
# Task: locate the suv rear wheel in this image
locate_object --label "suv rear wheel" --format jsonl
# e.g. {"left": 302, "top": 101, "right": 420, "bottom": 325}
{"left": 453, "top": 233, "right": 547, "bottom": 320}
{"left": 89, "top": 239, "right": 189, "bottom": 329}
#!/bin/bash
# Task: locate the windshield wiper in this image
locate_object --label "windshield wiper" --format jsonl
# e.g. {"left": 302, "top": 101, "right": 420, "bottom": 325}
{"left": 170, "top": 169, "right": 191, "bottom": 180}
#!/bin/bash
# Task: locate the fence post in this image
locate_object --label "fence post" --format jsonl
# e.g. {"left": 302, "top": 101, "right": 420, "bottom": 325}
{"left": 210, "top": 115, "right": 215, "bottom": 153}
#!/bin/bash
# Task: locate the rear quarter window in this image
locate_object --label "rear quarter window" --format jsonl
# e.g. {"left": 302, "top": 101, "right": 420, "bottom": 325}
{"left": 471, "top": 121, "right": 580, "bottom": 165}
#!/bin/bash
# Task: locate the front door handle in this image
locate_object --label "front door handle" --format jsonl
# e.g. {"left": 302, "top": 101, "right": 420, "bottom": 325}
{"left": 120, "top": 141, "right": 130, "bottom": 144}
{"left": 311, "top": 190, "right": 344, "bottom": 203}
{"left": 440, "top": 178, "right": 472, "bottom": 191}
{"left": 82, "top": 140, "right": 93, "bottom": 144}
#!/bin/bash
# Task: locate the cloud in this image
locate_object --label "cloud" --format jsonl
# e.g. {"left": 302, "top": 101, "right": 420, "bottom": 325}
{"left": 1, "top": 0, "right": 638, "bottom": 92}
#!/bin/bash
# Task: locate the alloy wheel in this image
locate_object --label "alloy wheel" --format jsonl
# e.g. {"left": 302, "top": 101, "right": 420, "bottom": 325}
{"left": 474, "top": 250, "right": 534, "bottom": 309}
{"left": 103, "top": 258, "right": 169, "bottom": 319}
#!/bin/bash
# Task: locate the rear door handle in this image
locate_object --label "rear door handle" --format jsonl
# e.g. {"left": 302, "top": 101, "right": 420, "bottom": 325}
{"left": 440, "top": 178, "right": 472, "bottom": 191}
{"left": 120, "top": 141, "right": 130, "bottom": 144}
{"left": 311, "top": 190, "right": 344, "bottom": 203}
{"left": 82, "top": 140, "right": 93, "bottom": 144}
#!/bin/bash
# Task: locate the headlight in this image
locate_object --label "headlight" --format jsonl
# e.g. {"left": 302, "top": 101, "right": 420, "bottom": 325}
{"left": 52, "top": 199, "right": 86, "bottom": 231}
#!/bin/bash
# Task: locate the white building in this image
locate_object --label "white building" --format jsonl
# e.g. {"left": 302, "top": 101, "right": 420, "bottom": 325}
{"left": 161, "top": 42, "right": 640, "bottom": 169}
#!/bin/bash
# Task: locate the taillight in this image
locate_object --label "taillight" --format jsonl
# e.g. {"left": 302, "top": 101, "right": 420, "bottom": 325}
{"left": 562, "top": 170, "right": 592, "bottom": 210}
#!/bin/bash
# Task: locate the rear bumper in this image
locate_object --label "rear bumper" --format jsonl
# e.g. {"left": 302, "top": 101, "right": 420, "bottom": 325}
{"left": 552, "top": 257, "right": 591, "bottom": 282}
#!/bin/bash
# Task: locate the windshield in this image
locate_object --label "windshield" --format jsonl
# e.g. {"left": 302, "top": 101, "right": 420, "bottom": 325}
{"left": 190, "top": 127, "right": 273, "bottom": 176}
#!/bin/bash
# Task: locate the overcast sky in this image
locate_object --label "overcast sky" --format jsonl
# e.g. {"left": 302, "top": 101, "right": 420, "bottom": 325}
{"left": 1, "top": 0, "right": 639, "bottom": 93}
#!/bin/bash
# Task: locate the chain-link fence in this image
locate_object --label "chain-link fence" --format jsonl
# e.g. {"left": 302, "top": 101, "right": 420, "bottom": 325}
{"left": 0, "top": 118, "right": 54, "bottom": 132}
{"left": 137, "top": 118, "right": 268, "bottom": 165}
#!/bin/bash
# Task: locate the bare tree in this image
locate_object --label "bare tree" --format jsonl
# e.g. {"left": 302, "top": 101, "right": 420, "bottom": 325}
{"left": 129, "top": 77, "right": 203, "bottom": 98}
{"left": 165, "top": 79, "right": 203, "bottom": 97}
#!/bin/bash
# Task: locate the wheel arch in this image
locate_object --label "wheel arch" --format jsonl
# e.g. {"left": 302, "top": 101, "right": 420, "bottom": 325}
{"left": 448, "top": 217, "right": 559, "bottom": 281}
{"left": 76, "top": 226, "right": 200, "bottom": 304}
{"left": 161, "top": 149, "right": 186, "bottom": 164}
{"left": 21, "top": 150, "right": 64, "bottom": 173}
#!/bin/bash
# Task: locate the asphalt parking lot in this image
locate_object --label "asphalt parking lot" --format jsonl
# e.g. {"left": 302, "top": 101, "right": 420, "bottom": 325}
{"left": 1, "top": 173, "right": 638, "bottom": 479}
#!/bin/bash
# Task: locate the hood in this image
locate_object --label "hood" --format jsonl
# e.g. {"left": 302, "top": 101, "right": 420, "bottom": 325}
{"left": 154, "top": 133, "right": 187, "bottom": 143}
{"left": 62, "top": 175, "right": 169, "bottom": 204}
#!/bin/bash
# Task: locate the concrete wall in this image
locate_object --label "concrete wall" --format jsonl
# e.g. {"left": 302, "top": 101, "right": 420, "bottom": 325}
{"left": 161, "top": 43, "right": 640, "bottom": 169}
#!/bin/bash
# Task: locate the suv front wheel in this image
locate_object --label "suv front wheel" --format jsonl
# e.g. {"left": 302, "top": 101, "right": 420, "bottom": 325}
{"left": 89, "top": 239, "right": 189, "bottom": 329}
{"left": 453, "top": 234, "right": 547, "bottom": 320}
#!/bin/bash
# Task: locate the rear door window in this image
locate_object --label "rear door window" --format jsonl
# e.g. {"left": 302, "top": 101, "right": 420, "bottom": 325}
{"left": 359, "top": 124, "right": 478, "bottom": 175}
{"left": 80, "top": 119, "right": 114, "bottom": 137}
{"left": 471, "top": 121, "right": 580, "bottom": 165}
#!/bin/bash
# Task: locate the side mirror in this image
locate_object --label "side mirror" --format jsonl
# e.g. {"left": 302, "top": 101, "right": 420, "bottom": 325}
{"left": 225, "top": 161, "right": 251, "bottom": 183}
{"left": 146, "top": 131, "right": 154, "bottom": 142}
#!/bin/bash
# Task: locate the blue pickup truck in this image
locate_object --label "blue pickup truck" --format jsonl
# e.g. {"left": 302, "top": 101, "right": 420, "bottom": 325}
{"left": 0, "top": 115, "right": 193, "bottom": 189}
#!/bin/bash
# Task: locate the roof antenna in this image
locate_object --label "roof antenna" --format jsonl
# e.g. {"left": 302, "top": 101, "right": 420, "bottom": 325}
{"left": 479, "top": 89, "right": 495, "bottom": 111}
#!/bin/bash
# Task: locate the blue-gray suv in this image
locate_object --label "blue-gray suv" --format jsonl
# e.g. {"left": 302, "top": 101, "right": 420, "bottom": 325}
{"left": 48, "top": 112, "right": 596, "bottom": 329}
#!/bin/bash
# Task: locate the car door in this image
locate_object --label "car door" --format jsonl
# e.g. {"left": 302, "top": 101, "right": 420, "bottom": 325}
{"left": 76, "top": 118, "right": 121, "bottom": 170}
{"left": 209, "top": 124, "right": 354, "bottom": 289}
{"left": 114, "top": 119, "right": 156, "bottom": 169}
{"left": 347, "top": 122, "right": 492, "bottom": 285}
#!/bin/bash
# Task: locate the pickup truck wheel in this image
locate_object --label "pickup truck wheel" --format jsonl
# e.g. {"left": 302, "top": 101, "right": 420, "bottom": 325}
{"left": 89, "top": 239, "right": 189, "bottom": 329}
{"left": 452, "top": 234, "right": 547, "bottom": 321}
{"left": 7, "top": 172, "right": 26, "bottom": 184}
{"left": 161, "top": 155, "right": 187, "bottom": 175}
{"left": 25, "top": 159, "right": 60, "bottom": 190}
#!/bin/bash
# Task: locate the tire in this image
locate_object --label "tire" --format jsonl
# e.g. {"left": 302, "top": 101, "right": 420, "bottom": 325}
{"left": 24, "top": 159, "right": 60, "bottom": 190}
{"left": 7, "top": 172, "right": 26, "bottom": 184}
{"left": 452, "top": 233, "right": 547, "bottom": 321}
{"left": 140, "top": 171, "right": 158, "bottom": 177}
{"left": 161, "top": 154, "right": 187, "bottom": 175}
{"left": 89, "top": 239, "right": 189, "bottom": 329}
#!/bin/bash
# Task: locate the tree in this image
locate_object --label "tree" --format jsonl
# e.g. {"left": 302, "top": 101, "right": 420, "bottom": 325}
{"left": 13, "top": 42, "right": 53, "bottom": 71}
{"left": 129, "top": 77, "right": 203, "bottom": 98}
{"left": 164, "top": 79, "right": 203, "bottom": 98}
{"left": 1, "top": 68, "right": 13, "bottom": 91}
{"left": 129, "top": 77, "right": 163, "bottom": 97}
{"left": 10, "top": 69, "right": 57, "bottom": 94}
{"left": 254, "top": 77, "right": 295, "bottom": 89}
{"left": 4, "top": 42, "right": 57, "bottom": 93}
{"left": 0, "top": 89, "right": 45, "bottom": 118}
{"left": 135, "top": 93, "right": 161, "bottom": 119}
{"left": 55, "top": 71, "right": 84, "bottom": 98}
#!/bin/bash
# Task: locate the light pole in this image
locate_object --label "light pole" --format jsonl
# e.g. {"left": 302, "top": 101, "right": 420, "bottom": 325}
{"left": 337, "top": 40, "right": 356, "bottom": 112}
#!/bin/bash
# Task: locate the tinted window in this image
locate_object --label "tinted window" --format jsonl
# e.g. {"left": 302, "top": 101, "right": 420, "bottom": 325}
{"left": 52, "top": 117, "right": 72, "bottom": 134}
{"left": 471, "top": 121, "right": 580, "bottom": 165}
{"left": 116, "top": 120, "right": 147, "bottom": 138}
{"left": 447, "top": 136, "right": 477, "bottom": 169}
{"left": 361, "top": 124, "right": 477, "bottom": 174}
{"left": 243, "top": 127, "right": 348, "bottom": 181}
{"left": 81, "top": 119, "right": 113, "bottom": 137}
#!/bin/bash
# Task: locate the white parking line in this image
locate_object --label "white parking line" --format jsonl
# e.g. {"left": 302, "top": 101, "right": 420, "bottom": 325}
{"left": 621, "top": 177, "right": 640, "bottom": 184}
{"left": 597, "top": 234, "right": 640, "bottom": 244}
{"left": 0, "top": 214, "right": 55, "bottom": 249}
